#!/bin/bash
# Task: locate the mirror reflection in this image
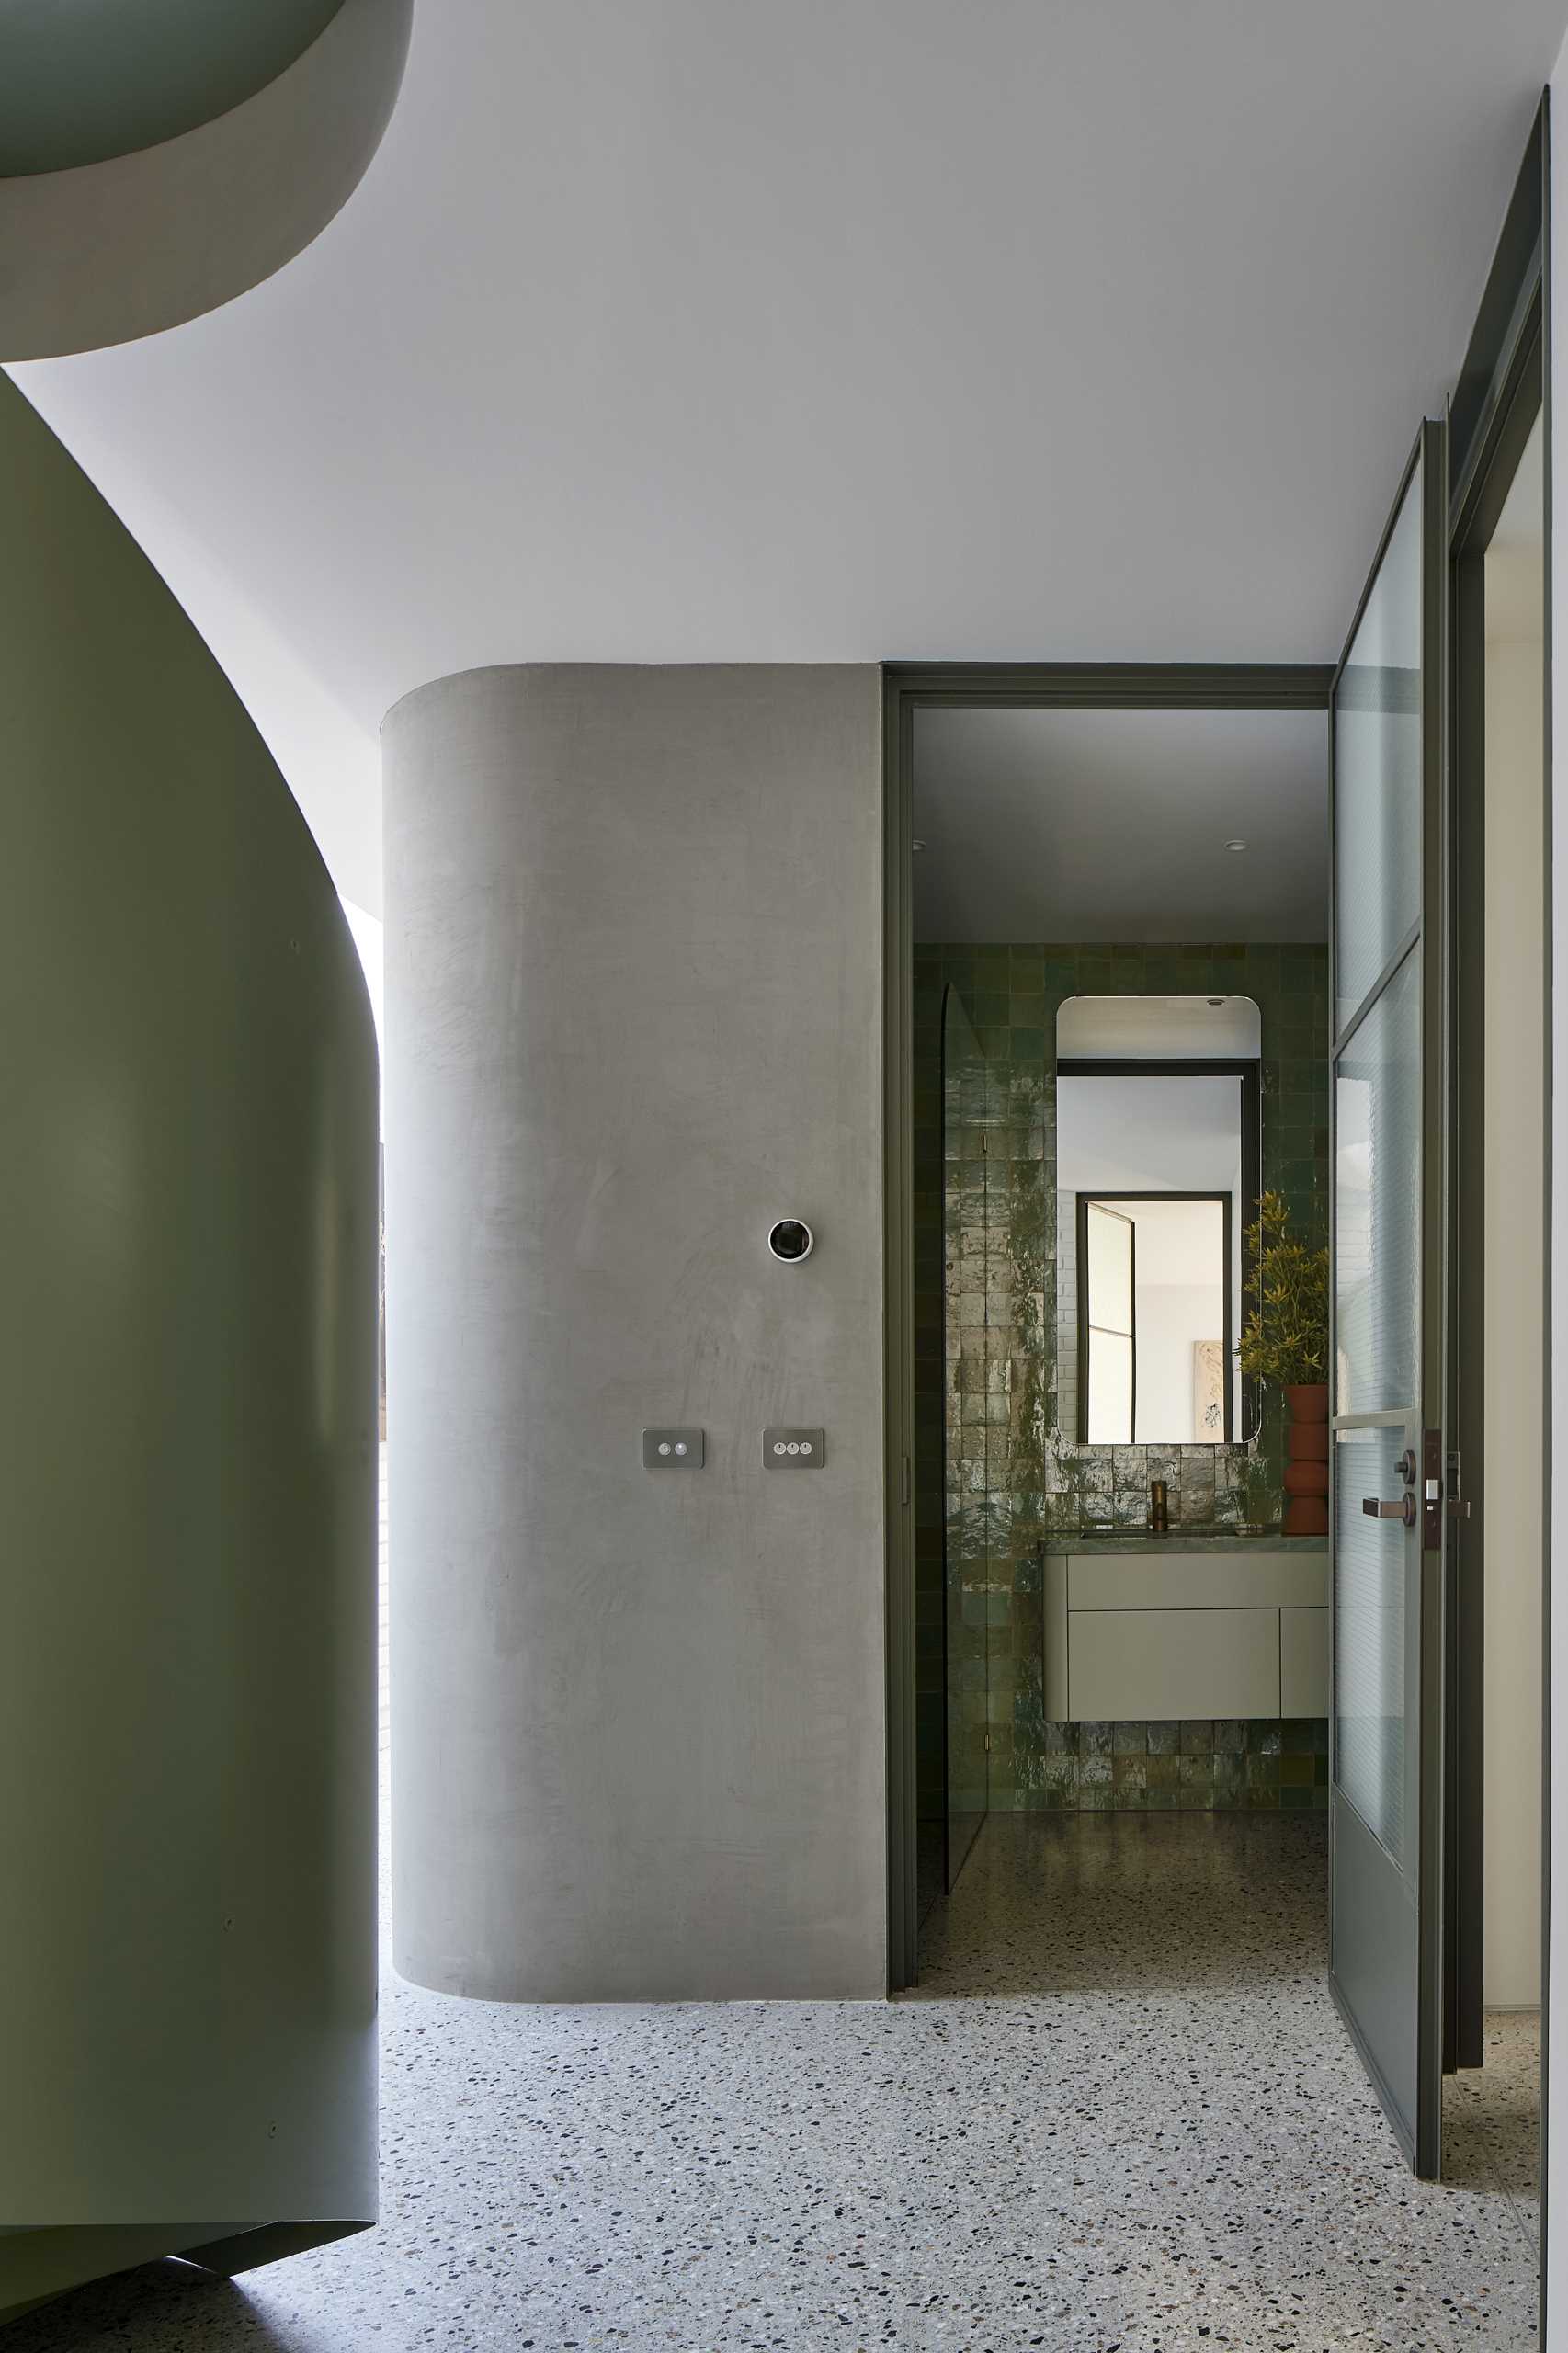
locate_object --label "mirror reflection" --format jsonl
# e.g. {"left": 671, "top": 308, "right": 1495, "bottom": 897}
{"left": 1058, "top": 995, "right": 1261, "bottom": 1447}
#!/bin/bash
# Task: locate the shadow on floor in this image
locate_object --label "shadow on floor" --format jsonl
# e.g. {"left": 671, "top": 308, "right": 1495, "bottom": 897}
{"left": 1443, "top": 2008, "right": 1541, "bottom": 2262}
{"left": 1, "top": 2261, "right": 293, "bottom": 2351}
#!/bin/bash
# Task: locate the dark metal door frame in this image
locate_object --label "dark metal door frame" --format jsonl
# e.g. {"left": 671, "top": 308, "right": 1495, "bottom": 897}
{"left": 1448, "top": 302, "right": 1544, "bottom": 2072}
{"left": 1441, "top": 99, "right": 1551, "bottom": 2315}
{"left": 881, "top": 664, "right": 1334, "bottom": 1994}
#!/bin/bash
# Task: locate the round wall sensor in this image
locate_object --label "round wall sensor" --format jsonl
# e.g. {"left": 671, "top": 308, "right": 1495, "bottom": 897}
{"left": 767, "top": 1219, "right": 814, "bottom": 1264}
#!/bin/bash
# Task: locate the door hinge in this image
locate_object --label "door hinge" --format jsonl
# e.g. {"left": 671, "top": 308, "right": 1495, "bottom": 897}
{"left": 902, "top": 1454, "right": 911, "bottom": 1508}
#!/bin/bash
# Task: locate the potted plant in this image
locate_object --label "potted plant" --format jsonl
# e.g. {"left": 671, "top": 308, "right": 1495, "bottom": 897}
{"left": 1236, "top": 1191, "right": 1330, "bottom": 1534}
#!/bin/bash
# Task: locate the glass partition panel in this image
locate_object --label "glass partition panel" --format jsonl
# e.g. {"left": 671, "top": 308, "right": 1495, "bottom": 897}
{"left": 1334, "top": 1426, "right": 1407, "bottom": 1862}
{"left": 941, "top": 983, "right": 990, "bottom": 1886}
{"left": 1334, "top": 948, "right": 1421, "bottom": 1418}
{"left": 1335, "top": 458, "right": 1424, "bottom": 1034}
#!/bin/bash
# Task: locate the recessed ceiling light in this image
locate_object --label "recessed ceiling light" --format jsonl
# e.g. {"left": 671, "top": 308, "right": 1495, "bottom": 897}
{"left": 912, "top": 837, "right": 927, "bottom": 852}
{"left": 1224, "top": 839, "right": 1249, "bottom": 852}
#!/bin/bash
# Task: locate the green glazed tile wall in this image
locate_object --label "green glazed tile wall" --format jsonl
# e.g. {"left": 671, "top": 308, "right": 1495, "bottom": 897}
{"left": 1040, "top": 1718, "right": 1330, "bottom": 1812}
{"left": 913, "top": 941, "right": 1330, "bottom": 1817}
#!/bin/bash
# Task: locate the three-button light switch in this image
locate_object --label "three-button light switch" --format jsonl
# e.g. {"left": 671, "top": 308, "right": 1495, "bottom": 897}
{"left": 642, "top": 1428, "right": 705, "bottom": 1469}
{"left": 763, "top": 1427, "right": 825, "bottom": 1468}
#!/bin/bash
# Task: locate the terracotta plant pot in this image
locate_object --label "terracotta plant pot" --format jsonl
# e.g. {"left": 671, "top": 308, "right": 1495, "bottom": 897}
{"left": 1280, "top": 1380, "right": 1331, "bottom": 1534}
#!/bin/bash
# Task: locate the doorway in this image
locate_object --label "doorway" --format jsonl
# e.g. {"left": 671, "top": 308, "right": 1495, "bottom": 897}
{"left": 886, "top": 631, "right": 1547, "bottom": 2315}
{"left": 899, "top": 682, "right": 1333, "bottom": 1935}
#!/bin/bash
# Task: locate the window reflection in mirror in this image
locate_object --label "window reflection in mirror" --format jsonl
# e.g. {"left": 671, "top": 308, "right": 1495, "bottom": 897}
{"left": 1057, "top": 996, "right": 1262, "bottom": 1447}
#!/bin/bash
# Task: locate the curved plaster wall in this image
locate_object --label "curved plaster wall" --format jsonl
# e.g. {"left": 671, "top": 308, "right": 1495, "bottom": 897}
{"left": 1, "top": 2, "right": 346, "bottom": 176}
{"left": 384, "top": 665, "right": 887, "bottom": 2005}
{"left": 0, "top": 372, "right": 379, "bottom": 2313}
{"left": 0, "top": 0, "right": 411, "bottom": 359}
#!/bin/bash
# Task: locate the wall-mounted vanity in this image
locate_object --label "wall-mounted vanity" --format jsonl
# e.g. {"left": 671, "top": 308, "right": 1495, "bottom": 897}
{"left": 1043, "top": 1538, "right": 1330, "bottom": 1722}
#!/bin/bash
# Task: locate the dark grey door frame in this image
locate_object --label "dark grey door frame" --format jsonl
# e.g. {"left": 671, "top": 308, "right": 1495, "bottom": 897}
{"left": 1441, "top": 93, "right": 1551, "bottom": 2313}
{"left": 881, "top": 662, "right": 1334, "bottom": 1994}
{"left": 1449, "top": 301, "right": 1543, "bottom": 2075}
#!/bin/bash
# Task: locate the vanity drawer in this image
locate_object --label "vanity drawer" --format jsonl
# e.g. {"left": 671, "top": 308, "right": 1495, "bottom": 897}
{"left": 1067, "top": 1606, "right": 1281, "bottom": 1721}
{"left": 1066, "top": 1552, "right": 1330, "bottom": 1610}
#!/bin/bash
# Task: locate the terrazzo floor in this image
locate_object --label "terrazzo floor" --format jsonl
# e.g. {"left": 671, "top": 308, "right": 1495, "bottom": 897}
{"left": 1442, "top": 2009, "right": 1541, "bottom": 2263}
{"left": 9, "top": 1813, "right": 1540, "bottom": 2351}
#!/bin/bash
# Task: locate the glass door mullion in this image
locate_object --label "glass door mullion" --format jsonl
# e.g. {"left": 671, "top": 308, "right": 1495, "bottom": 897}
{"left": 1333, "top": 926, "right": 1423, "bottom": 1063}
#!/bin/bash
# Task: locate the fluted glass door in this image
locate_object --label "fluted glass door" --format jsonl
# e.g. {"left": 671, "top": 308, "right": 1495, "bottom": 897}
{"left": 1329, "top": 420, "right": 1447, "bottom": 2177}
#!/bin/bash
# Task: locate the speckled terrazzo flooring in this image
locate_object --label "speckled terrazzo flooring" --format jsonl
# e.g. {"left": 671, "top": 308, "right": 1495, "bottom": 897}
{"left": 1443, "top": 2009, "right": 1540, "bottom": 2262}
{"left": 8, "top": 1809, "right": 1539, "bottom": 2348}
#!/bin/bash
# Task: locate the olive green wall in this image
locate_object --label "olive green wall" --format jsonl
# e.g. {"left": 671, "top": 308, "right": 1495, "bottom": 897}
{"left": 0, "top": 370, "right": 379, "bottom": 2312}
{"left": 0, "top": 1, "right": 344, "bottom": 175}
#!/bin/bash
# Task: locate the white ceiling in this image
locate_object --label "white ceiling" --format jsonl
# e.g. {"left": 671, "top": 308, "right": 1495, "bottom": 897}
{"left": 8, "top": 0, "right": 1564, "bottom": 914}
{"left": 913, "top": 704, "right": 1327, "bottom": 940}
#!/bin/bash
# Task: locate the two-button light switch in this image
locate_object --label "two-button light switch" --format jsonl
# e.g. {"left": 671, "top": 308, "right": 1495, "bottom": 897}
{"left": 642, "top": 1428, "right": 705, "bottom": 1469}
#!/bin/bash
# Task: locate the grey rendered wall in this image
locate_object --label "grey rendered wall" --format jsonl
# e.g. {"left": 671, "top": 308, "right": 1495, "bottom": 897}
{"left": 383, "top": 665, "right": 886, "bottom": 2001}
{"left": 0, "top": 370, "right": 379, "bottom": 2310}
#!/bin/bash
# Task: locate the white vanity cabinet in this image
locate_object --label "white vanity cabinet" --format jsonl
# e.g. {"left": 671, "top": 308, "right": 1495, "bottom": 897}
{"left": 1043, "top": 1550, "right": 1331, "bottom": 1722}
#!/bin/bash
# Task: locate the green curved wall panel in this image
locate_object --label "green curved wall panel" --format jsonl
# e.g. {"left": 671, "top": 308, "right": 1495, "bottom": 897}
{"left": 0, "top": 1, "right": 347, "bottom": 176}
{"left": 0, "top": 368, "right": 379, "bottom": 2313}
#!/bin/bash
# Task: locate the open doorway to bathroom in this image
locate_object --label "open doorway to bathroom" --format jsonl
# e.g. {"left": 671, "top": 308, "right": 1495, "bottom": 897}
{"left": 903, "top": 689, "right": 1333, "bottom": 1934}
{"left": 885, "top": 640, "right": 1546, "bottom": 2324}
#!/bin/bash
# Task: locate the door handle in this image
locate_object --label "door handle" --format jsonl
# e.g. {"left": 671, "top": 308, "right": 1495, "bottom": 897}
{"left": 1363, "top": 1494, "right": 1416, "bottom": 1527}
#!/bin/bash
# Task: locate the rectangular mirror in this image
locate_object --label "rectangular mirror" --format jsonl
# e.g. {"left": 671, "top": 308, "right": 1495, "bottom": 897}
{"left": 1058, "top": 995, "right": 1262, "bottom": 1446}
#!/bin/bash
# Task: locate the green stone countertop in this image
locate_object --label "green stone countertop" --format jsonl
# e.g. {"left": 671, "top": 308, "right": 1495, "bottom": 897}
{"left": 1059, "top": 1529, "right": 1328, "bottom": 1553}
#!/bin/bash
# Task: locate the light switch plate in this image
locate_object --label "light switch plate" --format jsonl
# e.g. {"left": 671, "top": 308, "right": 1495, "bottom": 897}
{"left": 642, "top": 1427, "right": 704, "bottom": 1468}
{"left": 763, "top": 1427, "right": 824, "bottom": 1467}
